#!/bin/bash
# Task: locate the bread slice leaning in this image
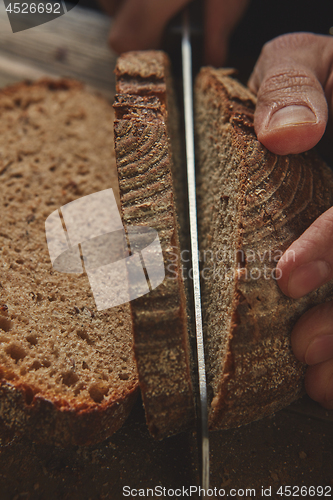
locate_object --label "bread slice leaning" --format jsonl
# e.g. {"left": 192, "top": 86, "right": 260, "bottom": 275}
{"left": 114, "top": 51, "right": 195, "bottom": 438}
{"left": 0, "top": 79, "right": 138, "bottom": 446}
{"left": 195, "top": 68, "right": 333, "bottom": 430}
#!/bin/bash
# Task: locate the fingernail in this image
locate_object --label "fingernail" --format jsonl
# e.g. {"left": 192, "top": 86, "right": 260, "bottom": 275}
{"left": 305, "top": 335, "right": 333, "bottom": 365}
{"left": 268, "top": 105, "right": 317, "bottom": 130}
{"left": 288, "top": 260, "right": 331, "bottom": 299}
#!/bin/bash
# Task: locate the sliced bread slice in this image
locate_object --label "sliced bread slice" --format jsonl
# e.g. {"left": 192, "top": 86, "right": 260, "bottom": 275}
{"left": 195, "top": 68, "right": 333, "bottom": 430}
{"left": 114, "top": 51, "right": 195, "bottom": 438}
{"left": 0, "top": 79, "right": 138, "bottom": 446}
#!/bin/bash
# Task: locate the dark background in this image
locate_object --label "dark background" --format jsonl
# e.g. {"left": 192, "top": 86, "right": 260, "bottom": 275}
{"left": 79, "top": 0, "right": 333, "bottom": 82}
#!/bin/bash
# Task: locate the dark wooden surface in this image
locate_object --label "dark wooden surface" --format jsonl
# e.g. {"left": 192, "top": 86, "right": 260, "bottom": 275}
{"left": 0, "top": 3, "right": 333, "bottom": 499}
{"left": 0, "top": 395, "right": 332, "bottom": 499}
{"left": 0, "top": 1, "right": 116, "bottom": 96}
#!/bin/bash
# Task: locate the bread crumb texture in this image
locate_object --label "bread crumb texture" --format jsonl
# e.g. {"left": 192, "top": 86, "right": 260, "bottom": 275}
{"left": 0, "top": 79, "right": 138, "bottom": 446}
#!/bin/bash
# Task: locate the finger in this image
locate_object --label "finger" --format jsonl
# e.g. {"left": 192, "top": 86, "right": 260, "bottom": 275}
{"left": 248, "top": 33, "right": 333, "bottom": 155}
{"left": 305, "top": 359, "right": 333, "bottom": 410}
{"left": 276, "top": 206, "right": 333, "bottom": 299}
{"left": 204, "top": 0, "right": 249, "bottom": 67}
{"left": 109, "top": 0, "right": 190, "bottom": 54}
{"left": 291, "top": 301, "right": 333, "bottom": 365}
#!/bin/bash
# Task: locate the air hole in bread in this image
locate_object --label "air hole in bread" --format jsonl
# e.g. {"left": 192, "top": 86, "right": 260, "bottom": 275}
{"left": 30, "top": 360, "right": 42, "bottom": 371}
{"left": 119, "top": 373, "right": 129, "bottom": 381}
{"left": 0, "top": 316, "right": 12, "bottom": 332}
{"left": 62, "top": 371, "right": 79, "bottom": 387}
{"left": 26, "top": 334, "right": 38, "bottom": 346}
{"left": 24, "top": 386, "right": 35, "bottom": 405}
{"left": 74, "top": 382, "right": 85, "bottom": 396}
{"left": 236, "top": 249, "right": 246, "bottom": 268}
{"left": 5, "top": 343, "right": 27, "bottom": 361}
{"left": 3, "top": 369, "right": 18, "bottom": 380}
{"left": 221, "top": 195, "right": 229, "bottom": 205}
{"left": 77, "top": 165, "right": 89, "bottom": 176}
{"left": 82, "top": 361, "right": 89, "bottom": 370}
{"left": 89, "top": 381, "right": 109, "bottom": 403}
{"left": 76, "top": 329, "right": 93, "bottom": 345}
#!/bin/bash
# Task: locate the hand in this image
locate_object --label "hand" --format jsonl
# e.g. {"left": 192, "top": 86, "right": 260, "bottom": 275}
{"left": 251, "top": 33, "right": 333, "bottom": 409}
{"left": 100, "top": 0, "right": 249, "bottom": 66}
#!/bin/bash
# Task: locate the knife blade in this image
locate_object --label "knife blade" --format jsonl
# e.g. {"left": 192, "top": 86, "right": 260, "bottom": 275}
{"left": 181, "top": 8, "right": 210, "bottom": 494}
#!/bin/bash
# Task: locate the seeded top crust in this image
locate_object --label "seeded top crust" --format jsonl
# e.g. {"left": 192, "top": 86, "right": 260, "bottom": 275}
{"left": 0, "top": 79, "right": 138, "bottom": 446}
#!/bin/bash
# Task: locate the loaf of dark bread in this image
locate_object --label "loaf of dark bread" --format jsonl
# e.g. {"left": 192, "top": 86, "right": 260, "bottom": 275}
{"left": 114, "top": 51, "right": 195, "bottom": 438}
{"left": 195, "top": 68, "right": 333, "bottom": 430}
{"left": 0, "top": 79, "right": 139, "bottom": 446}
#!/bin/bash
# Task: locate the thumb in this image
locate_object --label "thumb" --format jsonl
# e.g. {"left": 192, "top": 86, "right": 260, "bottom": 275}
{"left": 277, "top": 206, "right": 333, "bottom": 299}
{"left": 248, "top": 33, "right": 333, "bottom": 155}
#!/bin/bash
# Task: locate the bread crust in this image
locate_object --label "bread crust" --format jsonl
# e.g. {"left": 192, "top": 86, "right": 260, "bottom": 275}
{"left": 195, "top": 68, "right": 333, "bottom": 430}
{"left": 0, "top": 378, "right": 138, "bottom": 446}
{"left": 0, "top": 78, "right": 139, "bottom": 446}
{"left": 114, "top": 51, "right": 195, "bottom": 438}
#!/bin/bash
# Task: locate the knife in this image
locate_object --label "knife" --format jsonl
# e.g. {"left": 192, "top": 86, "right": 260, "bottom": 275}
{"left": 181, "top": 8, "right": 210, "bottom": 494}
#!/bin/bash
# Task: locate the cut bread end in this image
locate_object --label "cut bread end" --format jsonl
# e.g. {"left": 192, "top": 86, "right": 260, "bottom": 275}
{"left": 114, "top": 51, "right": 195, "bottom": 438}
{"left": 0, "top": 79, "right": 139, "bottom": 446}
{"left": 195, "top": 68, "right": 333, "bottom": 430}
